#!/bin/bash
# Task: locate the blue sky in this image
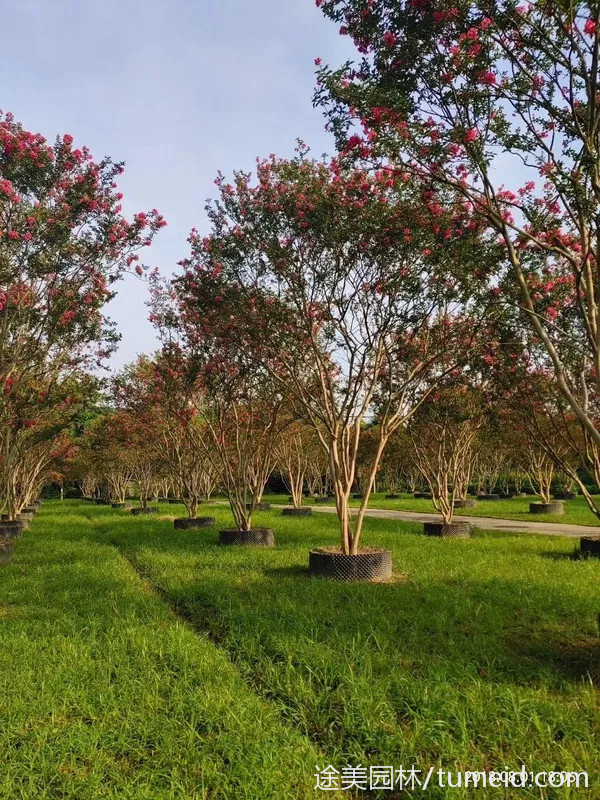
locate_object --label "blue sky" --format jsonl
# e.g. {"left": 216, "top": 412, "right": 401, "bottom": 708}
{"left": 2, "top": 0, "right": 351, "bottom": 368}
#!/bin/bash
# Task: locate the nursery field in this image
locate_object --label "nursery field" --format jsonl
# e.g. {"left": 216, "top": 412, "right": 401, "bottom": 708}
{"left": 267, "top": 493, "right": 600, "bottom": 527}
{"left": 1, "top": 500, "right": 599, "bottom": 799}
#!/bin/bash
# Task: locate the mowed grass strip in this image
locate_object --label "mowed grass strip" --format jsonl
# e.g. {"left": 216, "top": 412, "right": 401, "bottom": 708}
{"left": 267, "top": 491, "right": 600, "bottom": 527}
{"left": 106, "top": 500, "right": 600, "bottom": 798}
{"left": 0, "top": 502, "right": 325, "bottom": 800}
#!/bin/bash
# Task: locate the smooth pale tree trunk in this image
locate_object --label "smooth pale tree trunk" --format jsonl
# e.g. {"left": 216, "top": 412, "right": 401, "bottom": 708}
{"left": 328, "top": 425, "right": 390, "bottom": 555}
{"left": 282, "top": 467, "right": 305, "bottom": 508}
{"left": 290, "top": 478, "right": 304, "bottom": 509}
{"left": 187, "top": 496, "right": 199, "bottom": 519}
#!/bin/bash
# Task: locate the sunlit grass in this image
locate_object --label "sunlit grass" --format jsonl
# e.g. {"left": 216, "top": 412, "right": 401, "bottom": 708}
{"left": 0, "top": 501, "right": 323, "bottom": 799}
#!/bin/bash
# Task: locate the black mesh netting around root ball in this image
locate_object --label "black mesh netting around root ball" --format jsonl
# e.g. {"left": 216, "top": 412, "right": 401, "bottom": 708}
{"left": 580, "top": 537, "right": 600, "bottom": 558}
{"left": 423, "top": 522, "right": 471, "bottom": 539}
{"left": 308, "top": 549, "right": 392, "bottom": 581}
{"left": 219, "top": 528, "right": 275, "bottom": 547}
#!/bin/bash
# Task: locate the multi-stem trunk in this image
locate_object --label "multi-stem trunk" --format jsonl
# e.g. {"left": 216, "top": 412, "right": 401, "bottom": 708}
{"left": 289, "top": 473, "right": 305, "bottom": 508}
{"left": 186, "top": 496, "right": 199, "bottom": 519}
{"left": 525, "top": 450, "right": 554, "bottom": 504}
{"left": 328, "top": 423, "right": 389, "bottom": 555}
{"left": 203, "top": 398, "right": 280, "bottom": 533}
{"left": 430, "top": 480, "right": 454, "bottom": 526}
{"left": 280, "top": 450, "right": 306, "bottom": 509}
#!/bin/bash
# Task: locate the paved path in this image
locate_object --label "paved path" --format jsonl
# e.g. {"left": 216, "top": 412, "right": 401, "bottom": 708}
{"left": 299, "top": 505, "right": 598, "bottom": 539}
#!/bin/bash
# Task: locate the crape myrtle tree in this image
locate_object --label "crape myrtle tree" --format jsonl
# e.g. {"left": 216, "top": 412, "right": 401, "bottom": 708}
{"left": 149, "top": 293, "right": 288, "bottom": 531}
{"left": 379, "top": 428, "right": 422, "bottom": 493}
{"left": 0, "top": 112, "right": 165, "bottom": 511}
{"left": 505, "top": 363, "right": 595, "bottom": 505}
{"left": 112, "top": 359, "right": 172, "bottom": 508}
{"left": 274, "top": 417, "right": 323, "bottom": 508}
{"left": 315, "top": 0, "right": 600, "bottom": 482}
{"left": 81, "top": 413, "right": 135, "bottom": 504}
{"left": 304, "top": 440, "right": 331, "bottom": 496}
{"left": 11, "top": 432, "right": 77, "bottom": 509}
{"left": 472, "top": 429, "right": 508, "bottom": 495}
{"left": 504, "top": 381, "right": 568, "bottom": 503}
{"left": 132, "top": 427, "right": 168, "bottom": 505}
{"left": 76, "top": 454, "right": 101, "bottom": 500}
{"left": 188, "top": 362, "right": 285, "bottom": 531}
{"left": 166, "top": 153, "right": 497, "bottom": 555}
{"left": 46, "top": 439, "right": 80, "bottom": 501}
{"left": 483, "top": 312, "right": 600, "bottom": 508}
{"left": 470, "top": 318, "right": 592, "bottom": 504}
{"left": 407, "top": 312, "right": 523, "bottom": 509}
{"left": 145, "top": 347, "right": 219, "bottom": 518}
{"left": 407, "top": 377, "right": 491, "bottom": 523}
{"left": 0, "top": 371, "right": 98, "bottom": 518}
{"left": 470, "top": 382, "right": 519, "bottom": 495}
{"left": 6, "top": 430, "right": 75, "bottom": 514}
{"left": 520, "top": 436, "right": 556, "bottom": 503}
{"left": 195, "top": 457, "right": 219, "bottom": 503}
{"left": 355, "top": 425, "right": 382, "bottom": 493}
{"left": 110, "top": 412, "right": 164, "bottom": 507}
{"left": 555, "top": 469, "right": 578, "bottom": 495}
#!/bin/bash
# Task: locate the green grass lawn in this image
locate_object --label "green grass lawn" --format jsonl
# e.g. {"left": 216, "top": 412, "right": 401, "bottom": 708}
{"left": 265, "top": 491, "right": 600, "bottom": 527}
{"left": 2, "top": 500, "right": 599, "bottom": 798}
{"left": 0, "top": 502, "right": 323, "bottom": 799}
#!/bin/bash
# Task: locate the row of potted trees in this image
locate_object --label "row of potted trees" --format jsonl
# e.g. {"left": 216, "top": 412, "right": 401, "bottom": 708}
{"left": 0, "top": 499, "right": 42, "bottom": 566}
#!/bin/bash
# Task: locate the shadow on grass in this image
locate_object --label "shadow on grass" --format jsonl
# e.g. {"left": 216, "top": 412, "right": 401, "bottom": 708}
{"left": 263, "top": 564, "right": 310, "bottom": 579}
{"left": 509, "top": 634, "right": 600, "bottom": 685}
{"left": 539, "top": 549, "right": 582, "bottom": 561}
{"left": 133, "top": 569, "right": 600, "bottom": 764}
{"left": 121, "top": 551, "right": 600, "bottom": 688}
